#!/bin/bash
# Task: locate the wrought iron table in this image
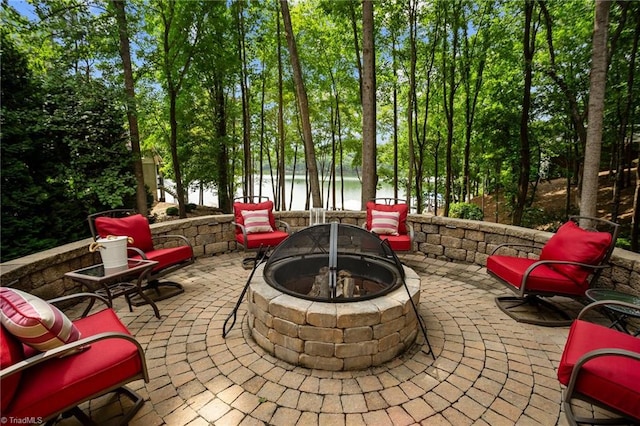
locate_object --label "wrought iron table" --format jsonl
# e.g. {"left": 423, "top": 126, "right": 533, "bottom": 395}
{"left": 65, "top": 259, "right": 160, "bottom": 318}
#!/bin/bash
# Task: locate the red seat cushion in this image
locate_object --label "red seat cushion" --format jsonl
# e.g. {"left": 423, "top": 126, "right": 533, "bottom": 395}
{"left": 129, "top": 245, "right": 193, "bottom": 272}
{"left": 558, "top": 320, "right": 640, "bottom": 420}
{"left": 540, "top": 221, "right": 612, "bottom": 284}
{"left": 1, "top": 325, "right": 24, "bottom": 411}
{"left": 487, "top": 255, "right": 587, "bottom": 296}
{"left": 378, "top": 234, "right": 412, "bottom": 252}
{"left": 236, "top": 230, "right": 289, "bottom": 249}
{"left": 95, "top": 214, "right": 154, "bottom": 253}
{"left": 4, "top": 309, "right": 144, "bottom": 420}
{"left": 365, "top": 202, "right": 408, "bottom": 235}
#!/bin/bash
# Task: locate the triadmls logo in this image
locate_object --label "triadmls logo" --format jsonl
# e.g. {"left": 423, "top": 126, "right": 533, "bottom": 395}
{"left": 1, "top": 417, "right": 44, "bottom": 425}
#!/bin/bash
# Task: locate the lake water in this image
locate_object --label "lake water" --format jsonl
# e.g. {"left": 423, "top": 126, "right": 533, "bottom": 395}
{"left": 168, "top": 176, "right": 405, "bottom": 211}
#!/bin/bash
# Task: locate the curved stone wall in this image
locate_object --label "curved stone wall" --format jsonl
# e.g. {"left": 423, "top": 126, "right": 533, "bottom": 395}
{"left": 1, "top": 211, "right": 638, "bottom": 299}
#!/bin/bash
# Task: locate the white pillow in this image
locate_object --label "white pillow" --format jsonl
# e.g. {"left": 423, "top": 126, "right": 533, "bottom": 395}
{"left": 241, "top": 209, "right": 274, "bottom": 234}
{"left": 370, "top": 210, "right": 400, "bottom": 236}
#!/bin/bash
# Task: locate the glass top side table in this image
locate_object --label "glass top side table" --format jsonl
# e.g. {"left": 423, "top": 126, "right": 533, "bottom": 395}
{"left": 65, "top": 259, "right": 160, "bottom": 318}
{"left": 585, "top": 288, "right": 640, "bottom": 336}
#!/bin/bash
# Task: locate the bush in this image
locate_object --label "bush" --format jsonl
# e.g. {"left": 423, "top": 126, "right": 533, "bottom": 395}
{"left": 166, "top": 207, "right": 179, "bottom": 216}
{"left": 186, "top": 203, "right": 197, "bottom": 213}
{"left": 449, "top": 203, "right": 484, "bottom": 221}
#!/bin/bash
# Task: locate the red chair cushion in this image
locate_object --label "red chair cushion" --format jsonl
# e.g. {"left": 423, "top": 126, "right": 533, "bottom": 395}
{"left": 233, "top": 201, "right": 277, "bottom": 236}
{"left": 540, "top": 221, "right": 612, "bottom": 285}
{"left": 130, "top": 245, "right": 193, "bottom": 272}
{"left": 366, "top": 202, "right": 408, "bottom": 235}
{"left": 377, "top": 234, "right": 412, "bottom": 252}
{"left": 558, "top": 320, "right": 640, "bottom": 420}
{"left": 487, "top": 255, "right": 587, "bottom": 296}
{"left": 235, "top": 230, "right": 289, "bottom": 249}
{"left": 5, "top": 309, "right": 144, "bottom": 420}
{"left": 1, "top": 325, "right": 24, "bottom": 411}
{"left": 95, "top": 214, "right": 154, "bottom": 253}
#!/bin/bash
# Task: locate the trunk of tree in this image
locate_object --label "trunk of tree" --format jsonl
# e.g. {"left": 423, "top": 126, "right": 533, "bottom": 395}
{"left": 236, "top": 1, "right": 252, "bottom": 199}
{"left": 632, "top": 142, "right": 640, "bottom": 252}
{"left": 580, "top": 0, "right": 611, "bottom": 218}
{"left": 277, "top": 2, "right": 286, "bottom": 211}
{"left": 112, "top": 0, "right": 147, "bottom": 216}
{"left": 259, "top": 64, "right": 266, "bottom": 200}
{"left": 280, "top": 0, "right": 322, "bottom": 207}
{"left": 407, "top": 0, "right": 416, "bottom": 210}
{"left": 392, "top": 33, "right": 398, "bottom": 200}
{"left": 514, "top": 0, "right": 536, "bottom": 226}
{"left": 212, "top": 77, "right": 231, "bottom": 213}
{"left": 349, "top": 2, "right": 363, "bottom": 104}
{"left": 361, "top": 0, "right": 377, "bottom": 207}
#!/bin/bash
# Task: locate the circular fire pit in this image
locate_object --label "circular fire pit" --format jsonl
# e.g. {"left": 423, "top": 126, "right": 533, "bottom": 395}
{"left": 246, "top": 223, "right": 421, "bottom": 371}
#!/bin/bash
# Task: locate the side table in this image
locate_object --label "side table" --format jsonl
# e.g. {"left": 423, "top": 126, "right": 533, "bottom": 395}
{"left": 585, "top": 288, "right": 640, "bottom": 336}
{"left": 65, "top": 259, "right": 160, "bottom": 319}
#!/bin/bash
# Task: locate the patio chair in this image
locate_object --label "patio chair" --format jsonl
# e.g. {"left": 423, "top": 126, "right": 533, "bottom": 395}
{"left": 1, "top": 290, "right": 149, "bottom": 424}
{"left": 558, "top": 300, "right": 640, "bottom": 425}
{"left": 364, "top": 198, "right": 414, "bottom": 252}
{"left": 88, "top": 209, "right": 194, "bottom": 303}
{"left": 232, "top": 197, "right": 290, "bottom": 267}
{"left": 487, "top": 216, "right": 619, "bottom": 326}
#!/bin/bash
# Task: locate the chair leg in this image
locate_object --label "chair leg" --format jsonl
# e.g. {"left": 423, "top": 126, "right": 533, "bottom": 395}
{"left": 495, "top": 295, "right": 574, "bottom": 327}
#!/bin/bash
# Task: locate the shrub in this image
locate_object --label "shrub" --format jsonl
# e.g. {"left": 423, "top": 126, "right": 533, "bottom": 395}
{"left": 449, "top": 203, "right": 484, "bottom": 221}
{"left": 186, "top": 203, "right": 197, "bottom": 213}
{"left": 166, "top": 207, "right": 179, "bottom": 216}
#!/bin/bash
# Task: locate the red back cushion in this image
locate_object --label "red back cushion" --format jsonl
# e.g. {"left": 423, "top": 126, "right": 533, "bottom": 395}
{"left": 540, "top": 221, "right": 612, "bottom": 284}
{"left": 1, "top": 325, "right": 24, "bottom": 411}
{"left": 94, "top": 214, "right": 154, "bottom": 253}
{"left": 366, "top": 202, "right": 408, "bottom": 235}
{"left": 233, "top": 201, "right": 276, "bottom": 235}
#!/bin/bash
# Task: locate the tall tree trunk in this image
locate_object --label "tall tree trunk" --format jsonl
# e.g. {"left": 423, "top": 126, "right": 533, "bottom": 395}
{"left": 349, "top": 1, "right": 363, "bottom": 104}
{"left": 280, "top": 0, "right": 322, "bottom": 207}
{"left": 580, "top": 0, "right": 611, "bottom": 218}
{"left": 407, "top": 0, "right": 416, "bottom": 210}
{"left": 112, "top": 0, "right": 147, "bottom": 216}
{"left": 361, "top": 0, "right": 377, "bottom": 207}
{"left": 514, "top": 0, "right": 536, "bottom": 226}
{"left": 212, "top": 77, "right": 231, "bottom": 213}
{"left": 236, "top": 1, "right": 252, "bottom": 198}
{"left": 277, "top": 2, "right": 286, "bottom": 211}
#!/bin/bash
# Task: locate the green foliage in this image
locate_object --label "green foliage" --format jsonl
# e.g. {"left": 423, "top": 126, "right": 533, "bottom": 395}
{"left": 166, "top": 207, "right": 179, "bottom": 216}
{"left": 186, "top": 203, "right": 197, "bottom": 213}
{"left": 449, "top": 203, "right": 484, "bottom": 221}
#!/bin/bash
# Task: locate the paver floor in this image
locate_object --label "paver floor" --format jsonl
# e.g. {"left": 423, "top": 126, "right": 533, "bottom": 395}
{"left": 57, "top": 252, "right": 614, "bottom": 426}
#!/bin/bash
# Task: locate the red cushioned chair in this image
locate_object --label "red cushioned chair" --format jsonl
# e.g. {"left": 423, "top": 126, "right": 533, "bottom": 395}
{"left": 0, "top": 293, "right": 149, "bottom": 424}
{"left": 232, "top": 197, "right": 290, "bottom": 261}
{"left": 487, "top": 216, "right": 619, "bottom": 326}
{"left": 364, "top": 198, "right": 414, "bottom": 252}
{"left": 558, "top": 300, "right": 640, "bottom": 425}
{"left": 88, "top": 209, "right": 194, "bottom": 303}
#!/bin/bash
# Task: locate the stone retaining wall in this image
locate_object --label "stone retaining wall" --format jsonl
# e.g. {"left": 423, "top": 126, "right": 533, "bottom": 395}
{"left": 1, "top": 211, "right": 639, "bottom": 299}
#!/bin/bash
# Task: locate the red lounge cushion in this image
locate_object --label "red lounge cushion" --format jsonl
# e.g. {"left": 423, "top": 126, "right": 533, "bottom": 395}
{"left": 540, "top": 221, "right": 612, "bottom": 285}
{"left": 366, "top": 202, "right": 409, "bottom": 235}
{"left": 241, "top": 209, "right": 274, "bottom": 234}
{"left": 234, "top": 201, "right": 277, "bottom": 236}
{"left": 5, "top": 308, "right": 144, "bottom": 421}
{"left": 558, "top": 320, "right": 640, "bottom": 420}
{"left": 1, "top": 325, "right": 24, "bottom": 411}
{"left": 486, "top": 255, "right": 587, "bottom": 296}
{"left": 130, "top": 245, "right": 193, "bottom": 272}
{"left": 0, "top": 288, "right": 81, "bottom": 352}
{"left": 370, "top": 210, "right": 400, "bottom": 236}
{"left": 95, "top": 214, "right": 155, "bottom": 253}
{"left": 235, "top": 230, "right": 289, "bottom": 249}
{"left": 378, "top": 234, "right": 412, "bottom": 252}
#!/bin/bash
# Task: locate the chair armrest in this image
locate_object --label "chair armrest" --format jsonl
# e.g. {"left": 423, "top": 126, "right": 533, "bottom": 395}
{"left": 276, "top": 220, "right": 290, "bottom": 233}
{"left": 47, "top": 293, "right": 111, "bottom": 319}
{"left": 232, "top": 222, "right": 249, "bottom": 247}
{"left": 577, "top": 300, "right": 640, "bottom": 320}
{"left": 518, "top": 259, "right": 610, "bottom": 296}
{"left": 152, "top": 234, "right": 192, "bottom": 246}
{"left": 490, "top": 243, "right": 543, "bottom": 256}
{"left": 0, "top": 331, "right": 149, "bottom": 383}
{"left": 127, "top": 247, "right": 147, "bottom": 258}
{"left": 407, "top": 223, "right": 414, "bottom": 241}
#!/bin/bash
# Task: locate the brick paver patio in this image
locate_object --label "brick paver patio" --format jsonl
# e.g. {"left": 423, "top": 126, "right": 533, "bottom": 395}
{"left": 58, "top": 252, "right": 614, "bottom": 425}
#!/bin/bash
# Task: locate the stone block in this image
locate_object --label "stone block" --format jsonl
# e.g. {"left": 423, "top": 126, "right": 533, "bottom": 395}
{"left": 273, "top": 317, "right": 299, "bottom": 338}
{"left": 372, "top": 316, "right": 405, "bottom": 339}
{"left": 336, "top": 304, "right": 380, "bottom": 328}
{"left": 252, "top": 329, "right": 274, "bottom": 355}
{"left": 465, "top": 230, "right": 485, "bottom": 242}
{"left": 253, "top": 317, "right": 270, "bottom": 338}
{"left": 299, "top": 354, "right": 343, "bottom": 371}
{"left": 250, "top": 301, "right": 273, "bottom": 328}
{"left": 378, "top": 332, "right": 400, "bottom": 352}
{"left": 306, "top": 303, "right": 337, "bottom": 327}
{"left": 343, "top": 355, "right": 373, "bottom": 370}
{"left": 372, "top": 346, "right": 401, "bottom": 365}
{"left": 444, "top": 247, "right": 467, "bottom": 261}
{"left": 335, "top": 341, "right": 377, "bottom": 358}
{"left": 269, "top": 296, "right": 311, "bottom": 325}
{"left": 299, "top": 325, "right": 343, "bottom": 343}
{"left": 441, "top": 236, "right": 462, "bottom": 249}
{"left": 440, "top": 226, "right": 465, "bottom": 238}
{"left": 370, "top": 297, "right": 403, "bottom": 322}
{"left": 274, "top": 345, "right": 300, "bottom": 365}
{"left": 344, "top": 326, "right": 373, "bottom": 343}
{"left": 426, "top": 234, "right": 441, "bottom": 244}
{"left": 304, "top": 341, "right": 335, "bottom": 357}
{"left": 268, "top": 329, "right": 304, "bottom": 352}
